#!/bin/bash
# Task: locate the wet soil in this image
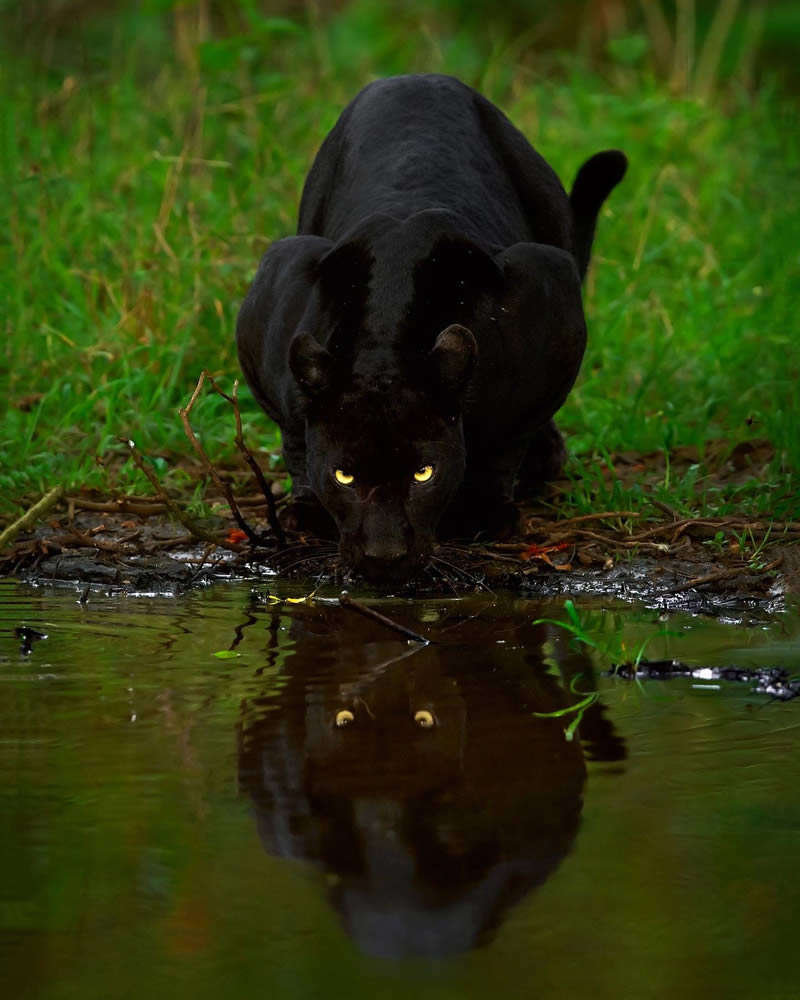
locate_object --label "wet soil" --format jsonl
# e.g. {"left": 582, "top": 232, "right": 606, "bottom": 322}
{"left": 1, "top": 487, "right": 795, "bottom": 614}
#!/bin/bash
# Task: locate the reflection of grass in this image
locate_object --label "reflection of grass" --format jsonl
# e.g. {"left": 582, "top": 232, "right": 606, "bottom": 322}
{"left": 1, "top": 1, "right": 798, "bottom": 525}
{"left": 534, "top": 673, "right": 600, "bottom": 742}
{"left": 534, "top": 599, "right": 679, "bottom": 670}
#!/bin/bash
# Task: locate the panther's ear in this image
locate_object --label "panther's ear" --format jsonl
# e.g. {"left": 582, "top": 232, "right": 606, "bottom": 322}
{"left": 289, "top": 331, "right": 334, "bottom": 397}
{"left": 428, "top": 324, "right": 478, "bottom": 395}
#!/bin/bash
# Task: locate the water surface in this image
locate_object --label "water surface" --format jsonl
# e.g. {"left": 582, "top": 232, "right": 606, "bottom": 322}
{"left": 1, "top": 579, "right": 798, "bottom": 999}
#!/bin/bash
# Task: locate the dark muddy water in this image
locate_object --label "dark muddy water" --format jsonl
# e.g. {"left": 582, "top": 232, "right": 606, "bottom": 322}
{"left": 1, "top": 578, "right": 799, "bottom": 1000}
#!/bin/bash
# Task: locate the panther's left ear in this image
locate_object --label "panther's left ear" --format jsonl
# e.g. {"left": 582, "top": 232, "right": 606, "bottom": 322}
{"left": 428, "top": 324, "right": 478, "bottom": 396}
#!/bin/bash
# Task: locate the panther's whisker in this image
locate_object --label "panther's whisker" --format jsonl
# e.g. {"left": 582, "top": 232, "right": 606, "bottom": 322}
{"left": 426, "top": 561, "right": 461, "bottom": 598}
{"left": 272, "top": 543, "right": 337, "bottom": 566}
{"left": 272, "top": 539, "right": 337, "bottom": 560}
{"left": 278, "top": 552, "right": 337, "bottom": 576}
{"left": 432, "top": 553, "right": 496, "bottom": 597}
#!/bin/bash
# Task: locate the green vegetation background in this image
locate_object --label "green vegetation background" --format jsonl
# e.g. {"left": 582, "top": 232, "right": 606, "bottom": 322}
{"left": 1, "top": 0, "right": 798, "bottom": 521}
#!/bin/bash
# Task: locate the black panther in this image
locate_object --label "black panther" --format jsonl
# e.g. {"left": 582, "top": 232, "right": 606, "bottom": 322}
{"left": 237, "top": 74, "right": 626, "bottom": 581}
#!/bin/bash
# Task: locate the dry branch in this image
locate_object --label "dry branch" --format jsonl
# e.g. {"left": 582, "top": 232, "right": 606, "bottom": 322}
{"left": 655, "top": 556, "right": 783, "bottom": 597}
{"left": 120, "top": 437, "right": 239, "bottom": 550}
{"left": 179, "top": 372, "right": 270, "bottom": 549}
{"left": 180, "top": 370, "right": 285, "bottom": 548}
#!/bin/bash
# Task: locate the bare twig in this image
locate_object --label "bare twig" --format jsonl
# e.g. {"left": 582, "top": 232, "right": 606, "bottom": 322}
{"left": 0, "top": 486, "right": 64, "bottom": 551}
{"left": 548, "top": 510, "right": 642, "bottom": 527}
{"left": 179, "top": 371, "right": 272, "bottom": 549}
{"left": 339, "top": 592, "right": 430, "bottom": 644}
{"left": 120, "top": 437, "right": 238, "bottom": 550}
{"left": 564, "top": 528, "right": 677, "bottom": 553}
{"left": 625, "top": 517, "right": 733, "bottom": 544}
{"left": 228, "top": 378, "right": 285, "bottom": 546}
{"left": 206, "top": 373, "right": 286, "bottom": 549}
{"left": 180, "top": 370, "right": 285, "bottom": 548}
{"left": 566, "top": 528, "right": 639, "bottom": 549}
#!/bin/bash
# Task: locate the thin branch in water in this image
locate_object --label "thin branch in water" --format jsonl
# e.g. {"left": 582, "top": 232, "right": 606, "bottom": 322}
{"left": 339, "top": 591, "right": 430, "bottom": 644}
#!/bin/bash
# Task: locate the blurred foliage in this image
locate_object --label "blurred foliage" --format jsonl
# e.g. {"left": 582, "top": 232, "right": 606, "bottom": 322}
{"left": 2, "top": 0, "right": 800, "bottom": 92}
{"left": 0, "top": 0, "right": 797, "bottom": 513}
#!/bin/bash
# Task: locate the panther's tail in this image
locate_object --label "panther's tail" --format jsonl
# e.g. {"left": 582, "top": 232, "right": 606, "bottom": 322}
{"left": 569, "top": 150, "right": 627, "bottom": 281}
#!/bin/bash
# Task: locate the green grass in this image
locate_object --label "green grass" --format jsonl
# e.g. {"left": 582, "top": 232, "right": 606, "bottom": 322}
{"left": 1, "top": 0, "right": 798, "bottom": 523}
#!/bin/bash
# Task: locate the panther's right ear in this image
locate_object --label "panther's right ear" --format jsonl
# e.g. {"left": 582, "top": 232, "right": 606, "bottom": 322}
{"left": 428, "top": 323, "right": 478, "bottom": 396}
{"left": 289, "top": 331, "right": 334, "bottom": 397}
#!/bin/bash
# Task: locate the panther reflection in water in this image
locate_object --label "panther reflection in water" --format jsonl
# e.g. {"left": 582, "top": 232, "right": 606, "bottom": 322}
{"left": 237, "top": 607, "right": 625, "bottom": 958}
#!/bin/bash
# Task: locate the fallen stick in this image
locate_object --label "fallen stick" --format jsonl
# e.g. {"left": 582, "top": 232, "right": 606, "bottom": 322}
{"left": 40, "top": 531, "right": 141, "bottom": 554}
{"left": 655, "top": 556, "right": 783, "bottom": 597}
{"left": 339, "top": 592, "right": 430, "bottom": 644}
{"left": 67, "top": 497, "right": 169, "bottom": 516}
{"left": 0, "top": 486, "right": 64, "bottom": 552}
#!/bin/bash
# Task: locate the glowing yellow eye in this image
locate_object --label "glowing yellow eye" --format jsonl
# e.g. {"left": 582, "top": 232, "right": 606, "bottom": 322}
{"left": 335, "top": 709, "right": 355, "bottom": 727}
{"left": 334, "top": 469, "right": 354, "bottom": 486}
{"left": 413, "top": 465, "right": 434, "bottom": 483}
{"left": 414, "top": 709, "right": 435, "bottom": 728}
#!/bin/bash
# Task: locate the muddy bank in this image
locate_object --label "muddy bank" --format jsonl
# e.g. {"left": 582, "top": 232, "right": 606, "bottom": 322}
{"left": 1, "top": 495, "right": 794, "bottom": 616}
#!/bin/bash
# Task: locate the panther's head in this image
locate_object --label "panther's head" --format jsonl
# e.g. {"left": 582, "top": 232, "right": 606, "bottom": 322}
{"left": 290, "top": 323, "right": 476, "bottom": 582}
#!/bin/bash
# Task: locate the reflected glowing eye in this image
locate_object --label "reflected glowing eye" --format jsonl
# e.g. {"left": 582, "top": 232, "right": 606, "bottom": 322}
{"left": 335, "top": 709, "right": 355, "bottom": 727}
{"left": 334, "top": 469, "right": 355, "bottom": 486}
{"left": 413, "top": 709, "right": 435, "bottom": 728}
{"left": 413, "top": 465, "right": 435, "bottom": 484}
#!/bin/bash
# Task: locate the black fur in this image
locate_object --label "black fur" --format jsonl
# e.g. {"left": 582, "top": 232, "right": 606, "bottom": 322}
{"left": 237, "top": 74, "right": 626, "bottom": 581}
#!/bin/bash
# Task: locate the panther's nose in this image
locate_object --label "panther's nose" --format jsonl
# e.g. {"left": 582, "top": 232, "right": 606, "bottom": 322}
{"left": 360, "top": 507, "right": 409, "bottom": 566}
{"left": 362, "top": 540, "right": 408, "bottom": 562}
